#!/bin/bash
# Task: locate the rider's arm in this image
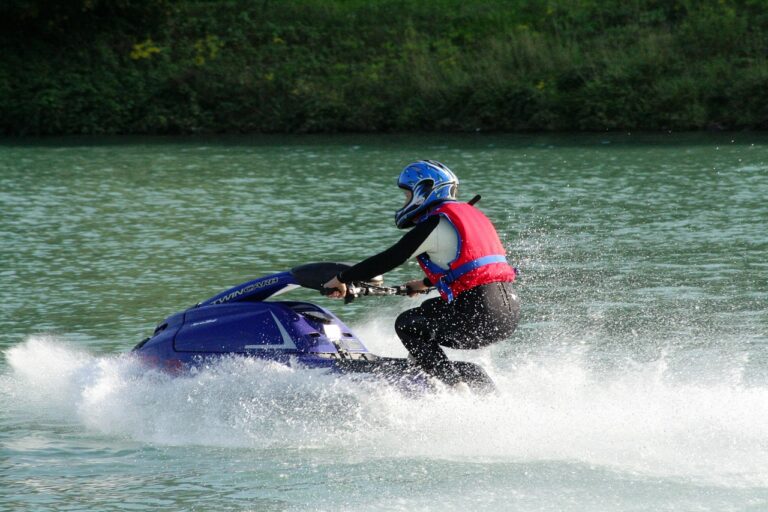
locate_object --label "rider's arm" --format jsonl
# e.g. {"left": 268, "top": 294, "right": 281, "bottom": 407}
{"left": 337, "top": 216, "right": 440, "bottom": 284}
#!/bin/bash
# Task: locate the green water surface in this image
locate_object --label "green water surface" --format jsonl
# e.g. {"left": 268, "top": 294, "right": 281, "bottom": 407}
{"left": 1, "top": 134, "right": 767, "bottom": 511}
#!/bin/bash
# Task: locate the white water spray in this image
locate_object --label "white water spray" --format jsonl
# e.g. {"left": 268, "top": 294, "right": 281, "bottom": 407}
{"left": 2, "top": 333, "right": 768, "bottom": 488}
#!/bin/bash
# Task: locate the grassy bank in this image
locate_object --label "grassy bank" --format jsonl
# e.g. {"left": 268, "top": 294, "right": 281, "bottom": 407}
{"left": 2, "top": 0, "right": 767, "bottom": 135}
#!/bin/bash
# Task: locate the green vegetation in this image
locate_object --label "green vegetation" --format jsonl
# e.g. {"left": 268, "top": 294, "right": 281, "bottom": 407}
{"left": 2, "top": 0, "right": 767, "bottom": 135}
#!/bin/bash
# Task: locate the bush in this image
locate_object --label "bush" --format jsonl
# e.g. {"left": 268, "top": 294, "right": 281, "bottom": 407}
{"left": 1, "top": 0, "right": 767, "bottom": 135}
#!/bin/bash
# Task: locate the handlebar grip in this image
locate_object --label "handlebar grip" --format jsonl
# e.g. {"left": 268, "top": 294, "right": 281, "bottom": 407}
{"left": 321, "top": 285, "right": 357, "bottom": 303}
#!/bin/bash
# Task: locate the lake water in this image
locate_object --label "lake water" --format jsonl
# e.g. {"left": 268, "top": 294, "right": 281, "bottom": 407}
{"left": 1, "top": 134, "right": 767, "bottom": 511}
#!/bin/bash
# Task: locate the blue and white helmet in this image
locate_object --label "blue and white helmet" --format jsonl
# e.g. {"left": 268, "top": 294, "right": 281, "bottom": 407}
{"left": 395, "top": 160, "right": 459, "bottom": 229}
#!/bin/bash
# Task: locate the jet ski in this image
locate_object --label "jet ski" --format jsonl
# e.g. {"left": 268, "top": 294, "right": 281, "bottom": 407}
{"left": 132, "top": 262, "right": 495, "bottom": 393}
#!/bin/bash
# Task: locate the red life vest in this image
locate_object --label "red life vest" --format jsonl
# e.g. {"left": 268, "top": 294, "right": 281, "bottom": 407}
{"left": 417, "top": 201, "right": 516, "bottom": 302}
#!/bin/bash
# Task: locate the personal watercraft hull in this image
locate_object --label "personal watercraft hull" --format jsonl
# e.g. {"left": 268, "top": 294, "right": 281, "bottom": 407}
{"left": 132, "top": 263, "right": 495, "bottom": 392}
{"left": 334, "top": 357, "right": 495, "bottom": 392}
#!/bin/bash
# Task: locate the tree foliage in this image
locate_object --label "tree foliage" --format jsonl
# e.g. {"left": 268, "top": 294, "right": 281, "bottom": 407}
{"left": 2, "top": 0, "right": 767, "bottom": 135}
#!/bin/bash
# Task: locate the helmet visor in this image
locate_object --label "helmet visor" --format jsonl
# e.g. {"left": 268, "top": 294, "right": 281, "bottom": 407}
{"left": 402, "top": 189, "right": 413, "bottom": 207}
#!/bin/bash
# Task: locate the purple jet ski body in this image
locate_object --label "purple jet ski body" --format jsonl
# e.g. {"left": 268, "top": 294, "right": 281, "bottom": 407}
{"left": 133, "top": 263, "right": 493, "bottom": 392}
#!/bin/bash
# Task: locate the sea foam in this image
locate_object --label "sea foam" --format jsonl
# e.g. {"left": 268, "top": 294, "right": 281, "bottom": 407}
{"left": 2, "top": 333, "right": 767, "bottom": 488}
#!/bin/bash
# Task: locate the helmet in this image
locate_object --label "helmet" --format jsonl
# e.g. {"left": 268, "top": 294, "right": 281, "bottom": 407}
{"left": 395, "top": 160, "right": 459, "bottom": 229}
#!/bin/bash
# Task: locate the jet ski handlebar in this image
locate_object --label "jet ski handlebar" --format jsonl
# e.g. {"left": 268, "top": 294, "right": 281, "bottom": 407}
{"left": 321, "top": 282, "right": 433, "bottom": 304}
{"left": 290, "top": 263, "right": 432, "bottom": 303}
{"left": 348, "top": 283, "right": 419, "bottom": 297}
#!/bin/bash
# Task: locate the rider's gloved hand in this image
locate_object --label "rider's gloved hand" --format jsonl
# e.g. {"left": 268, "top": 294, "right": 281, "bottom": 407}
{"left": 323, "top": 275, "right": 347, "bottom": 299}
{"left": 404, "top": 279, "right": 429, "bottom": 297}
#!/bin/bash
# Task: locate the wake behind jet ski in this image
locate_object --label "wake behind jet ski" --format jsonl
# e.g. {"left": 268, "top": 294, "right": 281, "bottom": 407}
{"left": 132, "top": 262, "right": 495, "bottom": 393}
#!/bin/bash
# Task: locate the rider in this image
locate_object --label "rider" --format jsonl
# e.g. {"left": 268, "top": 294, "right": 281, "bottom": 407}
{"left": 323, "top": 160, "right": 520, "bottom": 385}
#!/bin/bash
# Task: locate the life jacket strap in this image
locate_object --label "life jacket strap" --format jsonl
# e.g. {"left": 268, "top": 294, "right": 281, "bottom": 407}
{"left": 442, "top": 254, "right": 508, "bottom": 285}
{"left": 424, "top": 254, "right": 508, "bottom": 302}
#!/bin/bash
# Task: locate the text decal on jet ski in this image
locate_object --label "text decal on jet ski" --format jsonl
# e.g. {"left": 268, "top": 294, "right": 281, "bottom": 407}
{"left": 212, "top": 277, "right": 280, "bottom": 304}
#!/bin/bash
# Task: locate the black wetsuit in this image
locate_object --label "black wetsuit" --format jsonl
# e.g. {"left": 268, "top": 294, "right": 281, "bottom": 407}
{"left": 337, "top": 216, "right": 520, "bottom": 385}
